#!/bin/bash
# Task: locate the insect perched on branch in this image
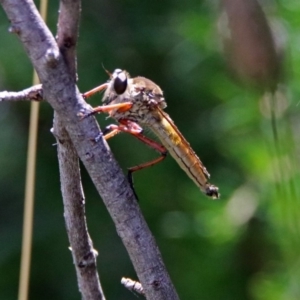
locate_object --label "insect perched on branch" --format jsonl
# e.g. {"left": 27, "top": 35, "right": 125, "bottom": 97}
{"left": 80, "top": 69, "right": 220, "bottom": 199}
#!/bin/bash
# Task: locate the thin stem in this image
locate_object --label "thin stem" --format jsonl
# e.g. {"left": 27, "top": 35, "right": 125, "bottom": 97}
{"left": 53, "top": 115, "right": 105, "bottom": 299}
{"left": 18, "top": 0, "right": 48, "bottom": 298}
{"left": 18, "top": 52, "right": 45, "bottom": 300}
{"left": 55, "top": 0, "right": 105, "bottom": 298}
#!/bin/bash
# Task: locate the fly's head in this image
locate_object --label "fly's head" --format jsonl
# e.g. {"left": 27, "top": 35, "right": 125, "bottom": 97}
{"left": 111, "top": 69, "right": 128, "bottom": 95}
{"left": 103, "top": 69, "right": 129, "bottom": 104}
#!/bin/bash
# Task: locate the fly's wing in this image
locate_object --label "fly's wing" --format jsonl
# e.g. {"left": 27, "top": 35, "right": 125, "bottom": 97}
{"left": 149, "top": 108, "right": 219, "bottom": 199}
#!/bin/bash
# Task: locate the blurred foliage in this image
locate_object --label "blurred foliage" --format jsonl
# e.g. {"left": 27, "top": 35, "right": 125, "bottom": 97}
{"left": 1, "top": 0, "right": 300, "bottom": 299}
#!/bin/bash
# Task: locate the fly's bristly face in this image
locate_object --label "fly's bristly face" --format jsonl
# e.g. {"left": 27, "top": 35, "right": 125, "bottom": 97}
{"left": 112, "top": 69, "right": 128, "bottom": 95}
{"left": 102, "top": 69, "right": 130, "bottom": 105}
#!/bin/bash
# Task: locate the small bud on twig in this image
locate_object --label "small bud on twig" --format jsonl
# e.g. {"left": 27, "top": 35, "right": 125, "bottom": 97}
{"left": 121, "top": 277, "right": 145, "bottom": 296}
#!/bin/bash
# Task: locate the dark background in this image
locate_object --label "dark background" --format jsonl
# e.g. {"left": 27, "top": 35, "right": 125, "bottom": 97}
{"left": 1, "top": 0, "right": 300, "bottom": 299}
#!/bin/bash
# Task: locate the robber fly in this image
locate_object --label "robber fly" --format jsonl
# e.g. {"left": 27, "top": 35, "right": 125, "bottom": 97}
{"left": 81, "top": 69, "right": 219, "bottom": 199}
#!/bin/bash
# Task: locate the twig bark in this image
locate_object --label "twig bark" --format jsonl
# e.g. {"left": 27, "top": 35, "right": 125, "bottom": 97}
{"left": 0, "top": 0, "right": 179, "bottom": 299}
{"left": 54, "top": 0, "right": 105, "bottom": 299}
{"left": 57, "top": 0, "right": 81, "bottom": 82}
{"left": 52, "top": 116, "right": 105, "bottom": 300}
{"left": 0, "top": 84, "right": 43, "bottom": 102}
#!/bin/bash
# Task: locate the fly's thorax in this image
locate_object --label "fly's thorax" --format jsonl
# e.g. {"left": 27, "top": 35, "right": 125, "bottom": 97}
{"left": 129, "top": 77, "right": 167, "bottom": 110}
{"left": 103, "top": 70, "right": 167, "bottom": 125}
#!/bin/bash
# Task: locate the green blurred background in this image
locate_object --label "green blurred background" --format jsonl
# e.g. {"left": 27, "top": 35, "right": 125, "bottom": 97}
{"left": 1, "top": 0, "right": 300, "bottom": 299}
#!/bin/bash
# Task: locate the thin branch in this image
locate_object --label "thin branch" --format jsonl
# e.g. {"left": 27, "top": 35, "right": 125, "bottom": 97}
{"left": 52, "top": 115, "right": 105, "bottom": 300}
{"left": 0, "top": 84, "right": 43, "bottom": 102}
{"left": 54, "top": 0, "right": 105, "bottom": 299}
{"left": 0, "top": 1, "right": 179, "bottom": 299}
{"left": 57, "top": 0, "right": 81, "bottom": 82}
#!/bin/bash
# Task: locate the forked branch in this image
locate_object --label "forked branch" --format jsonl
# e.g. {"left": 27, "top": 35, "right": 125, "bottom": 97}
{"left": 0, "top": 0, "right": 179, "bottom": 299}
{"left": 55, "top": 0, "right": 105, "bottom": 299}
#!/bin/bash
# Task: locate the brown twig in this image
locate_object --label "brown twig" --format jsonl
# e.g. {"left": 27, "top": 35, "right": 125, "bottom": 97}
{"left": 52, "top": 115, "right": 105, "bottom": 300}
{"left": 0, "top": 0, "right": 179, "bottom": 299}
{"left": 54, "top": 0, "right": 105, "bottom": 299}
{"left": 57, "top": 0, "right": 81, "bottom": 82}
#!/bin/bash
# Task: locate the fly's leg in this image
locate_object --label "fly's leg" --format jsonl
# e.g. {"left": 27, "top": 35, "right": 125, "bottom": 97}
{"left": 79, "top": 82, "right": 133, "bottom": 119}
{"left": 104, "top": 122, "right": 142, "bottom": 136}
{"left": 126, "top": 132, "right": 167, "bottom": 194}
{"left": 78, "top": 102, "right": 133, "bottom": 120}
{"left": 103, "top": 128, "right": 121, "bottom": 140}
{"left": 82, "top": 83, "right": 109, "bottom": 99}
{"left": 117, "top": 120, "right": 168, "bottom": 197}
{"left": 103, "top": 120, "right": 168, "bottom": 200}
{"left": 102, "top": 121, "right": 143, "bottom": 140}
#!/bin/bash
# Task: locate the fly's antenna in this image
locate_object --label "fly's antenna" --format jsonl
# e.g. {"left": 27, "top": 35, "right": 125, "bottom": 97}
{"left": 101, "top": 63, "right": 112, "bottom": 78}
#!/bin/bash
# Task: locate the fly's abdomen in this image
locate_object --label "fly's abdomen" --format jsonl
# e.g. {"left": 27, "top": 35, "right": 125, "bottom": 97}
{"left": 150, "top": 115, "right": 219, "bottom": 199}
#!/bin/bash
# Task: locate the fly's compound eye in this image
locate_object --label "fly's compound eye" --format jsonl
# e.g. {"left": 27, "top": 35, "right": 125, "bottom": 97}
{"left": 113, "top": 70, "right": 128, "bottom": 95}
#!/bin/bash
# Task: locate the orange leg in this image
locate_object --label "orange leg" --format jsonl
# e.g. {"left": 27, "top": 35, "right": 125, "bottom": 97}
{"left": 91, "top": 102, "right": 133, "bottom": 114}
{"left": 103, "top": 120, "right": 168, "bottom": 198}
{"left": 104, "top": 128, "right": 121, "bottom": 140}
{"left": 81, "top": 82, "right": 133, "bottom": 119}
{"left": 79, "top": 102, "right": 133, "bottom": 120}
{"left": 82, "top": 83, "right": 109, "bottom": 99}
{"left": 126, "top": 131, "right": 167, "bottom": 194}
{"left": 108, "top": 119, "right": 166, "bottom": 154}
{"left": 100, "top": 121, "right": 143, "bottom": 142}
